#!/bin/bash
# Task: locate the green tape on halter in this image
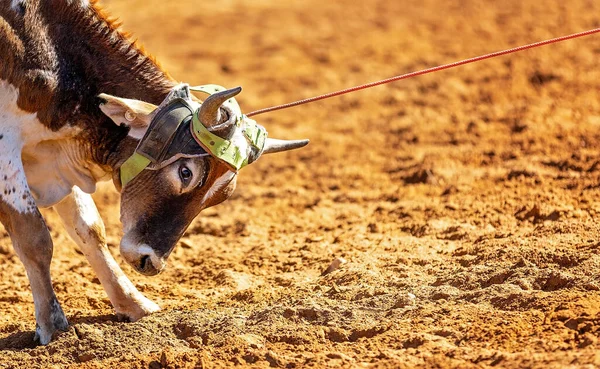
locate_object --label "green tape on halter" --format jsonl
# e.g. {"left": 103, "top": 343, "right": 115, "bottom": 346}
{"left": 242, "top": 118, "right": 268, "bottom": 150}
{"left": 191, "top": 113, "right": 248, "bottom": 170}
{"left": 190, "top": 85, "right": 267, "bottom": 171}
{"left": 120, "top": 152, "right": 152, "bottom": 187}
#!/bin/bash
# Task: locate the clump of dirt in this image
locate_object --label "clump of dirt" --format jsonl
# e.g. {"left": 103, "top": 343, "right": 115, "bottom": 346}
{"left": 2, "top": 0, "right": 600, "bottom": 368}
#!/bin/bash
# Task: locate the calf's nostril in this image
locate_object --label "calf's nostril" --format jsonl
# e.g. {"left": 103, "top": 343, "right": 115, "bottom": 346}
{"left": 139, "top": 255, "right": 151, "bottom": 271}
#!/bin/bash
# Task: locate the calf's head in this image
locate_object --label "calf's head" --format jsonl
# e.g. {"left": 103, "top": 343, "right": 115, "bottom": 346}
{"left": 100, "top": 85, "right": 308, "bottom": 275}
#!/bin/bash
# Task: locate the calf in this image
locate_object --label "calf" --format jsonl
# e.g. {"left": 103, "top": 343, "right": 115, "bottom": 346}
{"left": 0, "top": 0, "right": 307, "bottom": 344}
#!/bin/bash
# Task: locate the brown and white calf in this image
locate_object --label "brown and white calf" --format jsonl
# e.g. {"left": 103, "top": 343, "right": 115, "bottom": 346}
{"left": 0, "top": 0, "right": 307, "bottom": 345}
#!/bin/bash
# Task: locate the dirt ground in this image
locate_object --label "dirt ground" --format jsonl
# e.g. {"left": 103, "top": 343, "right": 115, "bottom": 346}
{"left": 2, "top": 0, "right": 600, "bottom": 368}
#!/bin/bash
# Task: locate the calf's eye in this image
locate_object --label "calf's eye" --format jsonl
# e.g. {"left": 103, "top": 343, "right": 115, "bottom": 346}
{"left": 179, "top": 166, "right": 193, "bottom": 185}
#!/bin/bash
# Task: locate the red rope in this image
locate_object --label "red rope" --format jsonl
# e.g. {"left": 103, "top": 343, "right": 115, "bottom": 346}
{"left": 246, "top": 27, "right": 600, "bottom": 118}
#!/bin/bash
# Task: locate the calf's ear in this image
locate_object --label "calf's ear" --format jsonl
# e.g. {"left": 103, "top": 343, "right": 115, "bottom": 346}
{"left": 98, "top": 94, "right": 158, "bottom": 139}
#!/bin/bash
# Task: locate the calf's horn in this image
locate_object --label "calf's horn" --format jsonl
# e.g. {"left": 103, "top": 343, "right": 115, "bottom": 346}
{"left": 263, "top": 138, "right": 310, "bottom": 154}
{"left": 198, "top": 87, "right": 242, "bottom": 127}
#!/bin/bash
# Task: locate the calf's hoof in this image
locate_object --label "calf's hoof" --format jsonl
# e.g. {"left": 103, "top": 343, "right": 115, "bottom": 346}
{"left": 115, "top": 295, "right": 160, "bottom": 322}
{"left": 34, "top": 302, "right": 69, "bottom": 345}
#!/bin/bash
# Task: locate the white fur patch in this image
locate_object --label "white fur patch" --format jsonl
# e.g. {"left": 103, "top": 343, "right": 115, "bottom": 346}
{"left": 202, "top": 171, "right": 235, "bottom": 204}
{"left": 10, "top": 0, "right": 24, "bottom": 12}
{"left": 0, "top": 81, "right": 38, "bottom": 213}
{"left": 0, "top": 153, "right": 32, "bottom": 213}
{"left": 71, "top": 186, "right": 100, "bottom": 227}
{"left": 119, "top": 235, "right": 165, "bottom": 273}
{"left": 0, "top": 80, "right": 108, "bottom": 210}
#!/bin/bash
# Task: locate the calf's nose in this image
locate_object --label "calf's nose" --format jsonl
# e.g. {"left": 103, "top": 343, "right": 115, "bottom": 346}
{"left": 120, "top": 236, "right": 166, "bottom": 276}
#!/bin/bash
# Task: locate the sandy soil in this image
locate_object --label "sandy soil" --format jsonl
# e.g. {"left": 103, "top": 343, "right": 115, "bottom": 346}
{"left": 2, "top": 0, "right": 600, "bottom": 368}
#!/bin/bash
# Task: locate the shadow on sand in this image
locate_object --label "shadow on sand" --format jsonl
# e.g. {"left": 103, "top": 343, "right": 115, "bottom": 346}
{"left": 0, "top": 313, "right": 120, "bottom": 351}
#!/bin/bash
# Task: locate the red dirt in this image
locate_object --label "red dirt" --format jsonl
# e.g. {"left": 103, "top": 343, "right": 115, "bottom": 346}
{"left": 2, "top": 0, "right": 600, "bottom": 368}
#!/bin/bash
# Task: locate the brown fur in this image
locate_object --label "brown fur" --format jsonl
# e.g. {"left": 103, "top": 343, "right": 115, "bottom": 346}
{"left": 0, "top": 0, "right": 175, "bottom": 165}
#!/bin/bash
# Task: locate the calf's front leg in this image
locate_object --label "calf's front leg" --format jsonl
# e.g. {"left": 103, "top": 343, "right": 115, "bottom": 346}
{"left": 54, "top": 187, "right": 160, "bottom": 321}
{"left": 0, "top": 175, "right": 68, "bottom": 345}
